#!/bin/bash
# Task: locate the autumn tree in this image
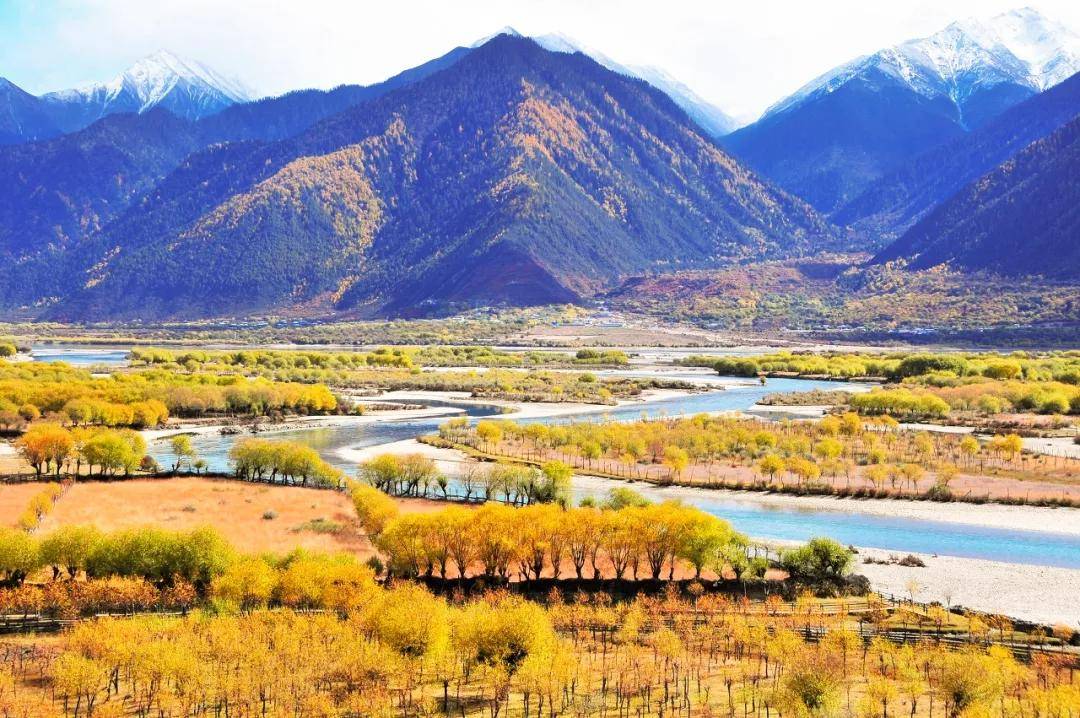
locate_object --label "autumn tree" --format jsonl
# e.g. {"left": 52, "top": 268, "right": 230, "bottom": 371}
{"left": 169, "top": 434, "right": 197, "bottom": 472}
{"left": 349, "top": 481, "right": 399, "bottom": 537}
{"left": 39, "top": 525, "right": 102, "bottom": 580}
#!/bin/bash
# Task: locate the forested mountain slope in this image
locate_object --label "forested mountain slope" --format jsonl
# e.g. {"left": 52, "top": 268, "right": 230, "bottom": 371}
{"left": 0, "top": 78, "right": 61, "bottom": 145}
{"left": 0, "top": 45, "right": 473, "bottom": 266}
{"left": 17, "top": 35, "right": 835, "bottom": 320}
{"left": 0, "top": 111, "right": 205, "bottom": 261}
{"left": 872, "top": 114, "right": 1080, "bottom": 279}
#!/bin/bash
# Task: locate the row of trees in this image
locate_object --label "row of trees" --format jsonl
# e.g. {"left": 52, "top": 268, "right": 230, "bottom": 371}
{"left": 228, "top": 438, "right": 343, "bottom": 487}
{"left": 15, "top": 424, "right": 148, "bottom": 477}
{"left": 55, "top": 397, "right": 169, "bottom": 429}
{"left": 0, "top": 397, "right": 168, "bottom": 431}
{"left": 925, "top": 378, "right": 1080, "bottom": 416}
{"left": 131, "top": 346, "right": 416, "bottom": 370}
{"left": 0, "top": 522, "right": 381, "bottom": 616}
{"left": 0, "top": 575, "right": 198, "bottom": 619}
{"left": 355, "top": 488, "right": 770, "bottom": 585}
{"left": 130, "top": 345, "right": 630, "bottom": 371}
{"left": 848, "top": 389, "right": 951, "bottom": 419}
{"left": 0, "top": 525, "right": 232, "bottom": 591}
{"left": 691, "top": 350, "right": 1080, "bottom": 384}
{"left": 0, "top": 360, "right": 338, "bottom": 428}
{"left": 357, "top": 452, "right": 572, "bottom": 505}
{"left": 693, "top": 351, "right": 1080, "bottom": 416}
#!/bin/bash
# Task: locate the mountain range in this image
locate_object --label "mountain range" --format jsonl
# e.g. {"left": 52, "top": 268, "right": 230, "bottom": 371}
{"left": 0, "top": 35, "right": 833, "bottom": 320}
{"left": 0, "top": 10, "right": 1078, "bottom": 321}
{"left": 1, "top": 34, "right": 739, "bottom": 147}
{"left": 0, "top": 51, "right": 252, "bottom": 145}
{"left": 0, "top": 44, "right": 473, "bottom": 263}
{"left": 723, "top": 7, "right": 1080, "bottom": 213}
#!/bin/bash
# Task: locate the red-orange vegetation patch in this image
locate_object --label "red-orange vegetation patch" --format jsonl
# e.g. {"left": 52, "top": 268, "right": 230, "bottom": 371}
{"left": 34, "top": 478, "right": 446, "bottom": 559}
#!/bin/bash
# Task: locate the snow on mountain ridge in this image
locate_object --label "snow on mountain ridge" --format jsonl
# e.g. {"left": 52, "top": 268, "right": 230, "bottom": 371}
{"left": 122, "top": 50, "right": 250, "bottom": 109}
{"left": 989, "top": 7, "right": 1080, "bottom": 87}
{"left": 477, "top": 28, "right": 738, "bottom": 135}
{"left": 42, "top": 50, "right": 250, "bottom": 122}
{"left": 470, "top": 26, "right": 524, "bottom": 47}
{"left": 764, "top": 7, "right": 1080, "bottom": 121}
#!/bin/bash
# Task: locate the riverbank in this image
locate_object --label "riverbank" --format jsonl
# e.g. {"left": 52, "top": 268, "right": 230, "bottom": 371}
{"left": 142, "top": 405, "right": 466, "bottom": 443}
{"left": 377, "top": 387, "right": 698, "bottom": 420}
{"left": 343, "top": 436, "right": 1080, "bottom": 624}
{"left": 342, "top": 438, "right": 468, "bottom": 475}
{"left": 856, "top": 548, "right": 1080, "bottom": 626}
{"left": 616, "top": 480, "right": 1080, "bottom": 536}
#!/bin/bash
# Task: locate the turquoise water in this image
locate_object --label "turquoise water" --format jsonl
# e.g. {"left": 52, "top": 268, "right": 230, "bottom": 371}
{"left": 149, "top": 379, "right": 845, "bottom": 472}
{"left": 150, "top": 398, "right": 503, "bottom": 474}
{"left": 571, "top": 476, "right": 1080, "bottom": 569}
{"left": 31, "top": 344, "right": 130, "bottom": 366}
{"left": 537, "top": 377, "right": 850, "bottom": 423}
{"left": 145, "top": 380, "right": 1080, "bottom": 569}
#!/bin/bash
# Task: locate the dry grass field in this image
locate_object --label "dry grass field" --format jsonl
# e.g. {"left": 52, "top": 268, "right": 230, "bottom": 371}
{"left": 10, "top": 477, "right": 442, "bottom": 558}
{"left": 0, "top": 482, "right": 53, "bottom": 528}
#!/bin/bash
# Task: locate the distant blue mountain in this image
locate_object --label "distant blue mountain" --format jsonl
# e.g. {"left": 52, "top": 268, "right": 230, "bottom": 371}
{"left": 0, "top": 77, "right": 61, "bottom": 144}
{"left": 0, "top": 44, "right": 475, "bottom": 261}
{"left": 723, "top": 8, "right": 1080, "bottom": 213}
{"left": 835, "top": 69, "right": 1080, "bottom": 238}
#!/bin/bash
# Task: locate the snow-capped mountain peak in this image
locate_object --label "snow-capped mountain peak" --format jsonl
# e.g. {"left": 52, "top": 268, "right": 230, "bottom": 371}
{"left": 764, "top": 7, "right": 1080, "bottom": 121}
{"left": 118, "top": 50, "right": 250, "bottom": 110}
{"left": 986, "top": 7, "right": 1080, "bottom": 87}
{"left": 41, "top": 50, "right": 251, "bottom": 125}
{"left": 531, "top": 32, "right": 584, "bottom": 56}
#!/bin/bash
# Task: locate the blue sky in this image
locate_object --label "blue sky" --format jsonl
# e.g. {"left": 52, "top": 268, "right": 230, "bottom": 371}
{"left": 2, "top": 0, "right": 1079, "bottom": 117}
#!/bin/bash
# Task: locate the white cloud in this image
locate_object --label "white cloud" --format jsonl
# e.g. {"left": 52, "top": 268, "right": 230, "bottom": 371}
{"left": 3, "top": 0, "right": 1079, "bottom": 117}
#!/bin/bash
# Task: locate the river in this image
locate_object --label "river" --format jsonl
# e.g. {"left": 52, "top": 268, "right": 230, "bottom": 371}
{"left": 30, "top": 343, "right": 132, "bottom": 366}
{"left": 569, "top": 476, "right": 1080, "bottom": 569}
{"left": 147, "top": 378, "right": 850, "bottom": 472}
{"left": 143, "top": 380, "right": 1080, "bottom": 570}
{"left": 22, "top": 345, "right": 1080, "bottom": 570}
